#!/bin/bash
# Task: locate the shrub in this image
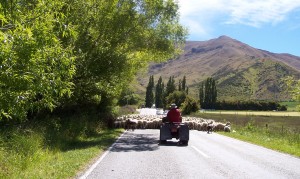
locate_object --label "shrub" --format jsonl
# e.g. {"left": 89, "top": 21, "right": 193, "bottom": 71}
{"left": 165, "top": 91, "right": 187, "bottom": 109}
{"left": 181, "top": 96, "right": 199, "bottom": 115}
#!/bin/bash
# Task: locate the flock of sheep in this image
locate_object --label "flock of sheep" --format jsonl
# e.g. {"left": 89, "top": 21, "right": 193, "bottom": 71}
{"left": 114, "top": 114, "right": 231, "bottom": 133}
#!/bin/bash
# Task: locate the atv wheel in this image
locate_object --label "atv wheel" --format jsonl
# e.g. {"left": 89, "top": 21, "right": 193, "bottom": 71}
{"left": 179, "top": 140, "right": 188, "bottom": 146}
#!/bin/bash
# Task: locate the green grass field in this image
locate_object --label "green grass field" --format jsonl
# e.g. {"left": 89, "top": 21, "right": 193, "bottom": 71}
{"left": 192, "top": 111, "right": 300, "bottom": 157}
{"left": 199, "top": 110, "right": 300, "bottom": 117}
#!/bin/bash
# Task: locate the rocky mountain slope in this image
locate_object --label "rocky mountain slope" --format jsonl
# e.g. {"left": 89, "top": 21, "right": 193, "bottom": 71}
{"left": 137, "top": 36, "right": 300, "bottom": 101}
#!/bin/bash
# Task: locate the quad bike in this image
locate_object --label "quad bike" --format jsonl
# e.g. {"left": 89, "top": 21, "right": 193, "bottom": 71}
{"left": 159, "top": 121, "right": 189, "bottom": 145}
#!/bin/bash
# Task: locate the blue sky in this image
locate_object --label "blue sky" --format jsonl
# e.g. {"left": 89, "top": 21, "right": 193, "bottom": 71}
{"left": 178, "top": 0, "right": 300, "bottom": 57}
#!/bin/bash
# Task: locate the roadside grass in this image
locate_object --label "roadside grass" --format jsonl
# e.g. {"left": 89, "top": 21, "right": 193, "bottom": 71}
{"left": 219, "top": 124, "right": 300, "bottom": 157}
{"left": 0, "top": 112, "right": 124, "bottom": 179}
{"left": 192, "top": 112, "right": 300, "bottom": 157}
{"left": 21, "top": 129, "right": 123, "bottom": 179}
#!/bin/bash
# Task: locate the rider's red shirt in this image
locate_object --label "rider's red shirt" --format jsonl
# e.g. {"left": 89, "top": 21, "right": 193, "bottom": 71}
{"left": 167, "top": 108, "right": 181, "bottom": 122}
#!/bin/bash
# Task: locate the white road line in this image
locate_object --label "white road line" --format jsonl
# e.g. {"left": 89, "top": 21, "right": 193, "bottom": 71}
{"left": 191, "top": 145, "right": 210, "bottom": 158}
{"left": 79, "top": 132, "right": 126, "bottom": 179}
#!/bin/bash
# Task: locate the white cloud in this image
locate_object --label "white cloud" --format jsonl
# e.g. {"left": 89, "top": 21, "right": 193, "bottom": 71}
{"left": 225, "top": 0, "right": 300, "bottom": 27}
{"left": 178, "top": 0, "right": 300, "bottom": 35}
{"left": 184, "top": 19, "right": 210, "bottom": 39}
{"left": 178, "top": 0, "right": 225, "bottom": 39}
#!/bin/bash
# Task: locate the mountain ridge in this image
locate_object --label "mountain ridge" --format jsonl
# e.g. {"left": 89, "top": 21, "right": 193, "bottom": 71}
{"left": 137, "top": 36, "right": 300, "bottom": 101}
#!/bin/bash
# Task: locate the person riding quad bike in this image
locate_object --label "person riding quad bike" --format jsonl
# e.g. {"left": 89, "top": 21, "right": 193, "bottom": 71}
{"left": 167, "top": 104, "right": 182, "bottom": 123}
{"left": 160, "top": 104, "right": 189, "bottom": 145}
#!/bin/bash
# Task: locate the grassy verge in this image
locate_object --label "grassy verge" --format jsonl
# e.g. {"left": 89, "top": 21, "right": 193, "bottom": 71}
{"left": 219, "top": 125, "right": 300, "bottom": 157}
{"left": 0, "top": 111, "right": 124, "bottom": 179}
{"left": 192, "top": 112, "right": 300, "bottom": 157}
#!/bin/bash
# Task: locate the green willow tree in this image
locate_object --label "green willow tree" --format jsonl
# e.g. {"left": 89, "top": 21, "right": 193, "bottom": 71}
{"left": 165, "top": 90, "right": 186, "bottom": 109}
{"left": 118, "top": 87, "right": 140, "bottom": 106}
{"left": 0, "top": 1, "right": 75, "bottom": 120}
{"left": 181, "top": 96, "right": 199, "bottom": 115}
{"left": 0, "top": 0, "right": 187, "bottom": 120}
{"left": 62, "top": 0, "right": 187, "bottom": 113}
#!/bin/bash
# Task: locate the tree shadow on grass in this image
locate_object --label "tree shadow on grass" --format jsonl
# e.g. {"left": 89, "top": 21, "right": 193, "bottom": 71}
{"left": 58, "top": 129, "right": 124, "bottom": 152}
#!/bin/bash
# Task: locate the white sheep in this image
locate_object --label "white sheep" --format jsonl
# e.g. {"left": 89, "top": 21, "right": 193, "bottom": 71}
{"left": 114, "top": 114, "right": 231, "bottom": 133}
{"left": 214, "top": 122, "right": 225, "bottom": 131}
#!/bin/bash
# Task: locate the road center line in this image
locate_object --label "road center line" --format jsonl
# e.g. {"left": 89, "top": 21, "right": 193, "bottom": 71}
{"left": 79, "top": 132, "right": 126, "bottom": 179}
{"left": 191, "top": 145, "right": 210, "bottom": 158}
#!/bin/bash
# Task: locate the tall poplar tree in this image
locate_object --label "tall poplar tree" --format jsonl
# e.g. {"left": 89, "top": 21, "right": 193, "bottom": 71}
{"left": 199, "top": 83, "right": 204, "bottom": 107}
{"left": 155, "top": 76, "right": 164, "bottom": 108}
{"left": 199, "top": 77, "right": 217, "bottom": 109}
{"left": 165, "top": 76, "right": 176, "bottom": 96}
{"left": 182, "top": 75, "right": 186, "bottom": 92}
{"left": 211, "top": 79, "right": 217, "bottom": 108}
{"left": 178, "top": 79, "right": 182, "bottom": 91}
{"left": 145, "top": 75, "right": 154, "bottom": 108}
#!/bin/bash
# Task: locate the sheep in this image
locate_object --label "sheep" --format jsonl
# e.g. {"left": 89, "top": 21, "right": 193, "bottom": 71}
{"left": 214, "top": 122, "right": 226, "bottom": 131}
{"left": 153, "top": 118, "right": 162, "bottom": 129}
{"left": 194, "top": 122, "right": 202, "bottom": 131}
{"left": 125, "top": 118, "right": 138, "bottom": 131}
{"left": 186, "top": 121, "right": 196, "bottom": 130}
{"left": 199, "top": 122, "right": 207, "bottom": 131}
{"left": 114, "top": 114, "right": 232, "bottom": 133}
{"left": 137, "top": 120, "right": 145, "bottom": 129}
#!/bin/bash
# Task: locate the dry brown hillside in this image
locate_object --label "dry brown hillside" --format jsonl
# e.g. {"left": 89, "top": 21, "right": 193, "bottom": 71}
{"left": 136, "top": 36, "right": 300, "bottom": 101}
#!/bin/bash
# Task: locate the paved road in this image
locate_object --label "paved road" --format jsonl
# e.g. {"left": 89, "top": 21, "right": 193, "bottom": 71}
{"left": 79, "top": 129, "right": 300, "bottom": 179}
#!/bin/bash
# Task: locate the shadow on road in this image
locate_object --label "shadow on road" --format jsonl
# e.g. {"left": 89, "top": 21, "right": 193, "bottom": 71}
{"left": 159, "top": 141, "right": 178, "bottom": 146}
{"left": 111, "top": 132, "right": 159, "bottom": 152}
{"left": 159, "top": 140, "right": 188, "bottom": 147}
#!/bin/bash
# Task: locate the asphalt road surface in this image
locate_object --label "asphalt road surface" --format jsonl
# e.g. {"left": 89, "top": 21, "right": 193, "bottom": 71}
{"left": 79, "top": 129, "right": 300, "bottom": 179}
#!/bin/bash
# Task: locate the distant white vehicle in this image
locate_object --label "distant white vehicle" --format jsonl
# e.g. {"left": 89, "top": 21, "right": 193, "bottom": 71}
{"left": 139, "top": 108, "right": 157, "bottom": 115}
{"left": 156, "top": 109, "right": 164, "bottom": 115}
